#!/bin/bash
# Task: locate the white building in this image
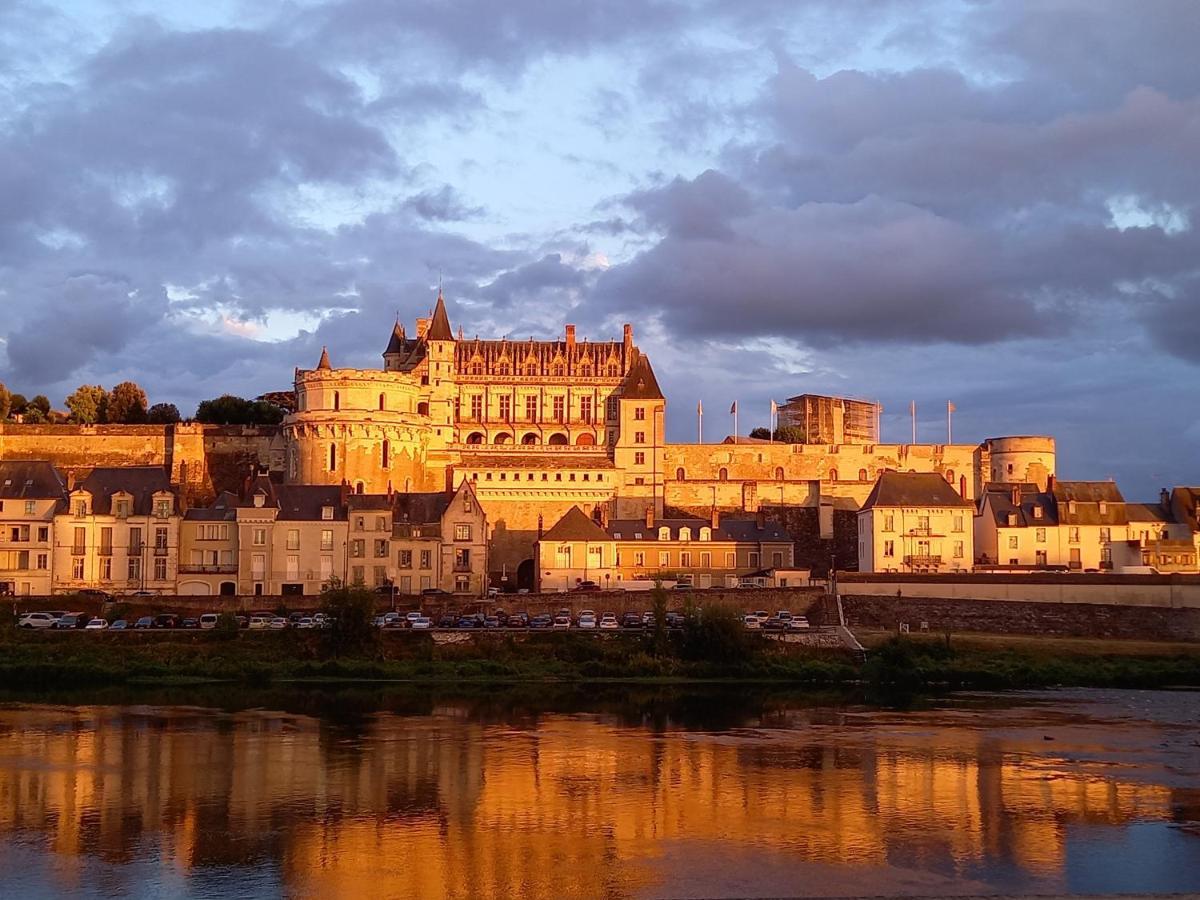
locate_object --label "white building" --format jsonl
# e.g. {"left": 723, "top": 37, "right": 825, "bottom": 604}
{"left": 858, "top": 472, "right": 973, "bottom": 573}
{"left": 0, "top": 461, "right": 66, "bottom": 596}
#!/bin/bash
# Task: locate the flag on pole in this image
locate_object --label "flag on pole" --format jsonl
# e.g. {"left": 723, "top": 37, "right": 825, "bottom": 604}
{"left": 947, "top": 401, "right": 956, "bottom": 413}
{"left": 697, "top": 400, "right": 703, "bottom": 415}
{"left": 730, "top": 401, "right": 737, "bottom": 414}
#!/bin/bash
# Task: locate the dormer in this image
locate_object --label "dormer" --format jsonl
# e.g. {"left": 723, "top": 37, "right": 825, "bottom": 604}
{"left": 699, "top": 526, "right": 711, "bottom": 541}
{"left": 152, "top": 492, "right": 174, "bottom": 519}
{"left": 252, "top": 490, "right": 267, "bottom": 509}
{"left": 70, "top": 491, "right": 91, "bottom": 517}
{"left": 679, "top": 526, "right": 692, "bottom": 542}
{"left": 657, "top": 526, "right": 670, "bottom": 541}
{"left": 321, "top": 505, "right": 334, "bottom": 520}
{"left": 112, "top": 492, "right": 133, "bottom": 519}
{"left": 1033, "top": 506, "right": 1043, "bottom": 520}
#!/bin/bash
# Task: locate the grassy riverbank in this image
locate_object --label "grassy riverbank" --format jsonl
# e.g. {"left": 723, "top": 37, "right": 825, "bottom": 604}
{"left": 1, "top": 626, "right": 1198, "bottom": 692}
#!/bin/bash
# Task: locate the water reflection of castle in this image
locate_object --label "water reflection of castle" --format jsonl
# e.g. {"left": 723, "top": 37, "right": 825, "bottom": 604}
{"left": 0, "top": 705, "right": 1186, "bottom": 898}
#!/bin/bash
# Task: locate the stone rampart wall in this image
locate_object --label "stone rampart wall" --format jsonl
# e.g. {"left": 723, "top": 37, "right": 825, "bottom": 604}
{"left": 838, "top": 573, "right": 1200, "bottom": 609}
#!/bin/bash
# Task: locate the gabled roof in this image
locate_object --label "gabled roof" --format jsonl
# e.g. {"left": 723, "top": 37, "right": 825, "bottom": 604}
{"left": 427, "top": 291, "right": 454, "bottom": 342}
{"left": 1124, "top": 502, "right": 1174, "bottom": 525}
{"left": 0, "top": 460, "right": 66, "bottom": 500}
{"left": 242, "top": 477, "right": 346, "bottom": 521}
{"left": 861, "top": 471, "right": 972, "bottom": 509}
{"left": 76, "top": 466, "right": 175, "bottom": 516}
{"left": 621, "top": 350, "right": 663, "bottom": 401}
{"left": 541, "top": 506, "right": 611, "bottom": 542}
{"left": 347, "top": 494, "right": 394, "bottom": 512}
{"left": 392, "top": 491, "right": 453, "bottom": 526}
{"left": 1051, "top": 481, "right": 1126, "bottom": 525}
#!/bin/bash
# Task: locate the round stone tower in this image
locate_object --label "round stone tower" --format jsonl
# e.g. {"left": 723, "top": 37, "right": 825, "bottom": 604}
{"left": 284, "top": 347, "right": 436, "bottom": 494}
{"left": 979, "top": 435, "right": 1056, "bottom": 491}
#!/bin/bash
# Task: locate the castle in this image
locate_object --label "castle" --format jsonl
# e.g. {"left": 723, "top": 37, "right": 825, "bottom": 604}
{"left": 0, "top": 291, "right": 1061, "bottom": 590}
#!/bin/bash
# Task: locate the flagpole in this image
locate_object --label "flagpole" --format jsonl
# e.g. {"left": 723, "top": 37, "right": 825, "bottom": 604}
{"left": 768, "top": 401, "right": 773, "bottom": 443}
{"left": 947, "top": 401, "right": 953, "bottom": 444}
{"left": 697, "top": 401, "right": 703, "bottom": 444}
{"left": 910, "top": 401, "right": 916, "bottom": 444}
{"left": 734, "top": 403, "right": 738, "bottom": 444}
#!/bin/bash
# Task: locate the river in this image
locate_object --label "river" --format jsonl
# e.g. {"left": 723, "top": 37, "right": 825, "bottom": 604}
{"left": 0, "top": 686, "right": 1196, "bottom": 898}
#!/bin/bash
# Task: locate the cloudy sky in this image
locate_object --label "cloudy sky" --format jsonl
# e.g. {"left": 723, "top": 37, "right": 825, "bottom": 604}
{"left": 1, "top": 0, "right": 1197, "bottom": 497}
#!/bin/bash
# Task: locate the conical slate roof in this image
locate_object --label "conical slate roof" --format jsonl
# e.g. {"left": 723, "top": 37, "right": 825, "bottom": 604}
{"left": 316, "top": 346, "right": 332, "bottom": 370}
{"left": 384, "top": 321, "right": 406, "bottom": 355}
{"left": 427, "top": 291, "right": 454, "bottom": 341}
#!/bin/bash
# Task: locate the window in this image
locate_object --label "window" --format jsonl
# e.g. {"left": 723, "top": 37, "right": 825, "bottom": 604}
{"left": 553, "top": 396, "right": 565, "bottom": 421}
{"left": 635, "top": 407, "right": 645, "bottom": 421}
{"left": 724, "top": 551, "right": 735, "bottom": 567}
{"left": 99, "top": 527, "right": 112, "bottom": 556}
{"left": 700, "top": 551, "right": 711, "bottom": 567}
{"left": 455, "top": 524, "right": 472, "bottom": 541}
{"left": 321, "top": 529, "right": 333, "bottom": 551}
{"left": 699, "top": 527, "right": 711, "bottom": 541}
{"left": 24, "top": 500, "right": 35, "bottom": 515}
{"left": 634, "top": 431, "right": 645, "bottom": 443}
{"left": 679, "top": 527, "right": 691, "bottom": 541}
{"left": 321, "top": 506, "right": 334, "bottom": 520}
{"left": 675, "top": 467, "right": 686, "bottom": 480}
{"left": 953, "top": 516, "right": 963, "bottom": 533}
{"left": 719, "top": 468, "right": 728, "bottom": 481}
{"left": 382, "top": 440, "right": 390, "bottom": 468}
{"left": 329, "top": 444, "right": 337, "bottom": 471}
{"left": 154, "top": 557, "right": 167, "bottom": 581}
{"left": 72, "top": 558, "right": 84, "bottom": 579}
{"left": 470, "top": 395, "right": 483, "bottom": 419}
{"left": 129, "top": 527, "right": 142, "bottom": 554}
{"left": 154, "top": 526, "right": 168, "bottom": 551}
{"left": 420, "top": 549, "right": 432, "bottom": 569}
{"left": 829, "top": 469, "right": 838, "bottom": 482}
{"left": 525, "top": 395, "right": 538, "bottom": 421}
{"left": 36, "top": 553, "right": 47, "bottom": 570}
{"left": 455, "top": 575, "right": 470, "bottom": 593}
{"left": 748, "top": 551, "right": 759, "bottom": 567}
{"left": 681, "top": 551, "right": 692, "bottom": 567}
{"left": 1036, "top": 550, "right": 1047, "bottom": 566}
{"left": 883, "top": 515, "right": 894, "bottom": 532}
{"left": 455, "top": 548, "right": 471, "bottom": 570}
{"left": 375, "top": 539, "right": 388, "bottom": 558}
{"left": 659, "top": 551, "right": 669, "bottom": 567}
{"left": 634, "top": 477, "right": 645, "bottom": 485}
{"left": 74, "top": 500, "right": 87, "bottom": 517}
{"left": 1009, "top": 535, "right": 1019, "bottom": 549}
{"left": 399, "top": 549, "right": 412, "bottom": 568}
{"left": 499, "top": 395, "right": 512, "bottom": 420}
{"left": 772, "top": 551, "right": 784, "bottom": 568}
{"left": 1069, "top": 527, "right": 1080, "bottom": 543}
{"left": 634, "top": 551, "right": 645, "bottom": 567}
{"left": 100, "top": 557, "right": 111, "bottom": 580}
{"left": 154, "top": 499, "right": 171, "bottom": 519}
{"left": 351, "top": 539, "right": 364, "bottom": 558}
{"left": 884, "top": 540, "right": 895, "bottom": 558}
{"left": 128, "top": 557, "right": 141, "bottom": 580}
{"left": 37, "top": 527, "right": 48, "bottom": 542}
{"left": 351, "top": 565, "right": 365, "bottom": 585}
{"left": 1099, "top": 502, "right": 1107, "bottom": 515}
{"left": 775, "top": 467, "right": 785, "bottom": 481}
{"left": 286, "top": 529, "right": 300, "bottom": 550}
{"left": 657, "top": 526, "right": 670, "bottom": 541}
{"left": 1100, "top": 527, "right": 1111, "bottom": 542}
{"left": 1033, "top": 506, "right": 1043, "bottom": 519}
{"left": 858, "top": 469, "right": 868, "bottom": 482}
{"left": 580, "top": 396, "right": 593, "bottom": 423}
{"left": 634, "top": 452, "right": 645, "bottom": 465}
{"left": 253, "top": 528, "right": 266, "bottom": 546}
{"left": 1036, "top": 527, "right": 1046, "bottom": 543}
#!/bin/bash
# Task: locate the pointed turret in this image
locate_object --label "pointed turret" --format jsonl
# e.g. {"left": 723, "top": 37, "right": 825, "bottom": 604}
{"left": 621, "top": 350, "right": 663, "bottom": 400}
{"left": 384, "top": 321, "right": 406, "bottom": 355}
{"left": 427, "top": 289, "right": 454, "bottom": 342}
{"left": 316, "top": 346, "right": 332, "bottom": 370}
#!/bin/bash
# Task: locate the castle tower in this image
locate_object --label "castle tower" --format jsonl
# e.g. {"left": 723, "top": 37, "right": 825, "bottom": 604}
{"left": 612, "top": 347, "right": 666, "bottom": 518}
{"left": 422, "top": 290, "right": 458, "bottom": 452}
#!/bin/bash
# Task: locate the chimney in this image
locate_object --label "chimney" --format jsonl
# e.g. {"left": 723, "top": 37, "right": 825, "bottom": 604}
{"left": 623, "top": 323, "right": 633, "bottom": 352}
{"left": 66, "top": 471, "right": 76, "bottom": 492}
{"left": 415, "top": 317, "right": 431, "bottom": 339}
{"left": 1047, "top": 474, "right": 1056, "bottom": 492}
{"left": 339, "top": 479, "right": 350, "bottom": 507}
{"left": 253, "top": 492, "right": 265, "bottom": 509}
{"left": 645, "top": 506, "right": 654, "bottom": 530}
{"left": 565, "top": 324, "right": 576, "bottom": 348}
{"left": 1011, "top": 486, "right": 1021, "bottom": 507}
{"left": 597, "top": 504, "right": 609, "bottom": 528}
{"left": 711, "top": 507, "right": 719, "bottom": 530}
{"left": 537, "top": 513, "right": 544, "bottom": 540}
{"left": 1160, "top": 487, "right": 1170, "bottom": 509}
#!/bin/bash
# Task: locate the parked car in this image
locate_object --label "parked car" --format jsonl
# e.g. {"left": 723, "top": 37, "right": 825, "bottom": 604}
{"left": 437, "top": 615, "right": 457, "bottom": 628}
{"left": 483, "top": 616, "right": 501, "bottom": 628}
{"left": 760, "top": 617, "right": 786, "bottom": 632}
{"left": 55, "top": 613, "right": 90, "bottom": 629}
{"left": 84, "top": 618, "right": 108, "bottom": 631}
{"left": 788, "top": 616, "right": 811, "bottom": 631}
{"left": 312, "top": 613, "right": 329, "bottom": 626}
{"left": 405, "top": 612, "right": 424, "bottom": 624}
{"left": 199, "top": 613, "right": 220, "bottom": 630}
{"left": 295, "top": 617, "right": 314, "bottom": 629}
{"left": 743, "top": 615, "right": 762, "bottom": 630}
{"left": 487, "top": 587, "right": 500, "bottom": 598}
{"left": 17, "top": 612, "right": 58, "bottom": 629}
{"left": 134, "top": 616, "right": 155, "bottom": 629}
{"left": 127, "top": 590, "right": 157, "bottom": 598}
{"left": 457, "top": 616, "right": 482, "bottom": 629}
{"left": 410, "top": 616, "right": 432, "bottom": 630}
{"left": 507, "top": 613, "right": 529, "bottom": 628}
{"left": 180, "top": 618, "right": 200, "bottom": 629}
{"left": 621, "top": 613, "right": 643, "bottom": 628}
{"left": 571, "top": 581, "right": 601, "bottom": 593}
{"left": 578, "top": 613, "right": 597, "bottom": 629}
{"left": 529, "top": 614, "right": 553, "bottom": 629}
{"left": 268, "top": 617, "right": 288, "bottom": 630}
{"left": 248, "top": 615, "right": 270, "bottom": 630}
{"left": 109, "top": 619, "right": 128, "bottom": 631}
{"left": 641, "top": 612, "right": 656, "bottom": 628}
{"left": 665, "top": 612, "right": 686, "bottom": 628}
{"left": 421, "top": 588, "right": 450, "bottom": 596}
{"left": 77, "top": 589, "right": 112, "bottom": 602}
{"left": 776, "top": 611, "right": 793, "bottom": 623}
{"left": 154, "top": 615, "right": 178, "bottom": 629}
{"left": 599, "top": 613, "right": 619, "bottom": 630}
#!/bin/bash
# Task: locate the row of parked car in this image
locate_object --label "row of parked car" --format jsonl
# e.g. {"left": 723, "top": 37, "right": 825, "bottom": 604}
{"left": 15, "top": 610, "right": 334, "bottom": 631}
{"left": 742, "top": 610, "right": 811, "bottom": 631}
{"left": 373, "top": 609, "right": 688, "bottom": 630}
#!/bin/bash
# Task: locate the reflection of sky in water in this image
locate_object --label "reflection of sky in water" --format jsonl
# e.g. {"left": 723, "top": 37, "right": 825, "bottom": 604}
{"left": 0, "top": 689, "right": 1195, "bottom": 898}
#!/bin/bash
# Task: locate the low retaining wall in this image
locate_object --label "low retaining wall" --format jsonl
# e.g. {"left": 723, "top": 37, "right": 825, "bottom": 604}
{"left": 841, "top": 594, "right": 1200, "bottom": 642}
{"left": 838, "top": 573, "right": 1200, "bottom": 609}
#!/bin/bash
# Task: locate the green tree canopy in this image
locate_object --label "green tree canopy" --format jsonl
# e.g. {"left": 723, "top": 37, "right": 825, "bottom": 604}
{"left": 0, "top": 383, "right": 10, "bottom": 421}
{"left": 28, "top": 395, "right": 51, "bottom": 416}
{"left": 749, "top": 427, "right": 771, "bottom": 440}
{"left": 107, "top": 381, "right": 148, "bottom": 423}
{"left": 22, "top": 407, "right": 47, "bottom": 424}
{"left": 773, "top": 426, "right": 807, "bottom": 444}
{"left": 146, "top": 402, "right": 181, "bottom": 424}
{"left": 8, "top": 393, "right": 27, "bottom": 415}
{"left": 65, "top": 385, "right": 108, "bottom": 424}
{"left": 196, "top": 394, "right": 284, "bottom": 425}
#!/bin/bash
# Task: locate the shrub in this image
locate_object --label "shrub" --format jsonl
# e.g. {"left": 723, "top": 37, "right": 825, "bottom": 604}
{"left": 680, "top": 604, "right": 749, "bottom": 662}
{"left": 320, "top": 580, "right": 378, "bottom": 657}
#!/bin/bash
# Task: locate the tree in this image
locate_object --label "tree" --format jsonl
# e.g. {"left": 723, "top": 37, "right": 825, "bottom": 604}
{"left": 749, "top": 427, "right": 771, "bottom": 440}
{"left": 65, "top": 385, "right": 109, "bottom": 424}
{"left": 108, "top": 381, "right": 148, "bottom": 423}
{"left": 22, "top": 406, "right": 46, "bottom": 424}
{"left": 249, "top": 399, "right": 285, "bottom": 425}
{"left": 196, "top": 394, "right": 284, "bottom": 425}
{"left": 651, "top": 583, "right": 670, "bottom": 656}
{"left": 146, "top": 402, "right": 181, "bottom": 424}
{"left": 29, "top": 395, "right": 51, "bottom": 416}
{"left": 0, "top": 383, "right": 10, "bottom": 421}
{"left": 8, "top": 393, "right": 27, "bottom": 415}
{"left": 773, "top": 426, "right": 807, "bottom": 444}
{"left": 319, "top": 579, "right": 378, "bottom": 656}
{"left": 256, "top": 390, "right": 297, "bottom": 414}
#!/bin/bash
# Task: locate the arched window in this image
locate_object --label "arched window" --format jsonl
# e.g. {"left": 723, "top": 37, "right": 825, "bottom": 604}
{"left": 379, "top": 393, "right": 385, "bottom": 411}
{"left": 575, "top": 433, "right": 595, "bottom": 446}
{"left": 675, "top": 467, "right": 686, "bottom": 481}
{"left": 522, "top": 433, "right": 538, "bottom": 445}
{"left": 829, "top": 468, "right": 838, "bottom": 482}
{"left": 355, "top": 482, "right": 364, "bottom": 494}
{"left": 699, "top": 527, "right": 711, "bottom": 541}
{"left": 494, "top": 433, "right": 511, "bottom": 444}
{"left": 382, "top": 439, "right": 390, "bottom": 469}
{"left": 333, "top": 391, "right": 340, "bottom": 411}
{"left": 658, "top": 526, "right": 670, "bottom": 541}
{"left": 466, "top": 432, "right": 484, "bottom": 444}
{"left": 548, "top": 433, "right": 568, "bottom": 445}
{"left": 960, "top": 475, "right": 967, "bottom": 497}
{"left": 775, "top": 467, "right": 785, "bottom": 481}
{"left": 329, "top": 444, "right": 337, "bottom": 471}
{"left": 719, "top": 468, "right": 728, "bottom": 481}
{"left": 858, "top": 468, "right": 868, "bottom": 482}
{"left": 679, "top": 526, "right": 692, "bottom": 542}
{"left": 945, "top": 468, "right": 955, "bottom": 484}
{"left": 404, "top": 478, "right": 411, "bottom": 491}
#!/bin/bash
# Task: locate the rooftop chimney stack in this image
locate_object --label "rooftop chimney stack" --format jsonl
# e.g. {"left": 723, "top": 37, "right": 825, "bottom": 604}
{"left": 645, "top": 506, "right": 654, "bottom": 530}
{"left": 1011, "top": 486, "right": 1021, "bottom": 507}
{"left": 623, "top": 323, "right": 633, "bottom": 353}
{"left": 565, "top": 324, "right": 576, "bottom": 348}
{"left": 711, "top": 507, "right": 720, "bottom": 530}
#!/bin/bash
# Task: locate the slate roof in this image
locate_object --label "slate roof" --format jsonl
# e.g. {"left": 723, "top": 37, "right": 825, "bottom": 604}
{"left": 392, "top": 491, "right": 453, "bottom": 525}
{"left": 541, "top": 506, "right": 611, "bottom": 542}
{"left": 184, "top": 491, "right": 238, "bottom": 521}
{"left": 1051, "top": 481, "right": 1127, "bottom": 525}
{"left": 427, "top": 292, "right": 454, "bottom": 341}
{"left": 1124, "top": 502, "right": 1174, "bottom": 524}
{"left": 0, "top": 460, "right": 66, "bottom": 500}
{"left": 316, "top": 346, "right": 332, "bottom": 370}
{"left": 347, "top": 494, "right": 395, "bottom": 512}
{"left": 621, "top": 350, "right": 663, "bottom": 401}
{"left": 861, "top": 471, "right": 972, "bottom": 509}
{"left": 384, "top": 321, "right": 409, "bottom": 356}
{"left": 76, "top": 466, "right": 175, "bottom": 516}
{"left": 608, "top": 517, "right": 732, "bottom": 541}
{"left": 981, "top": 484, "right": 1057, "bottom": 527}
{"left": 720, "top": 518, "right": 794, "bottom": 543}
{"left": 244, "top": 477, "right": 346, "bottom": 521}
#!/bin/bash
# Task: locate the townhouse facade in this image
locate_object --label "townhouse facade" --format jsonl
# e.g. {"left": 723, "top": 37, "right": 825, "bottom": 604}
{"left": 0, "top": 461, "right": 65, "bottom": 596}
{"left": 857, "top": 472, "right": 974, "bottom": 574}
